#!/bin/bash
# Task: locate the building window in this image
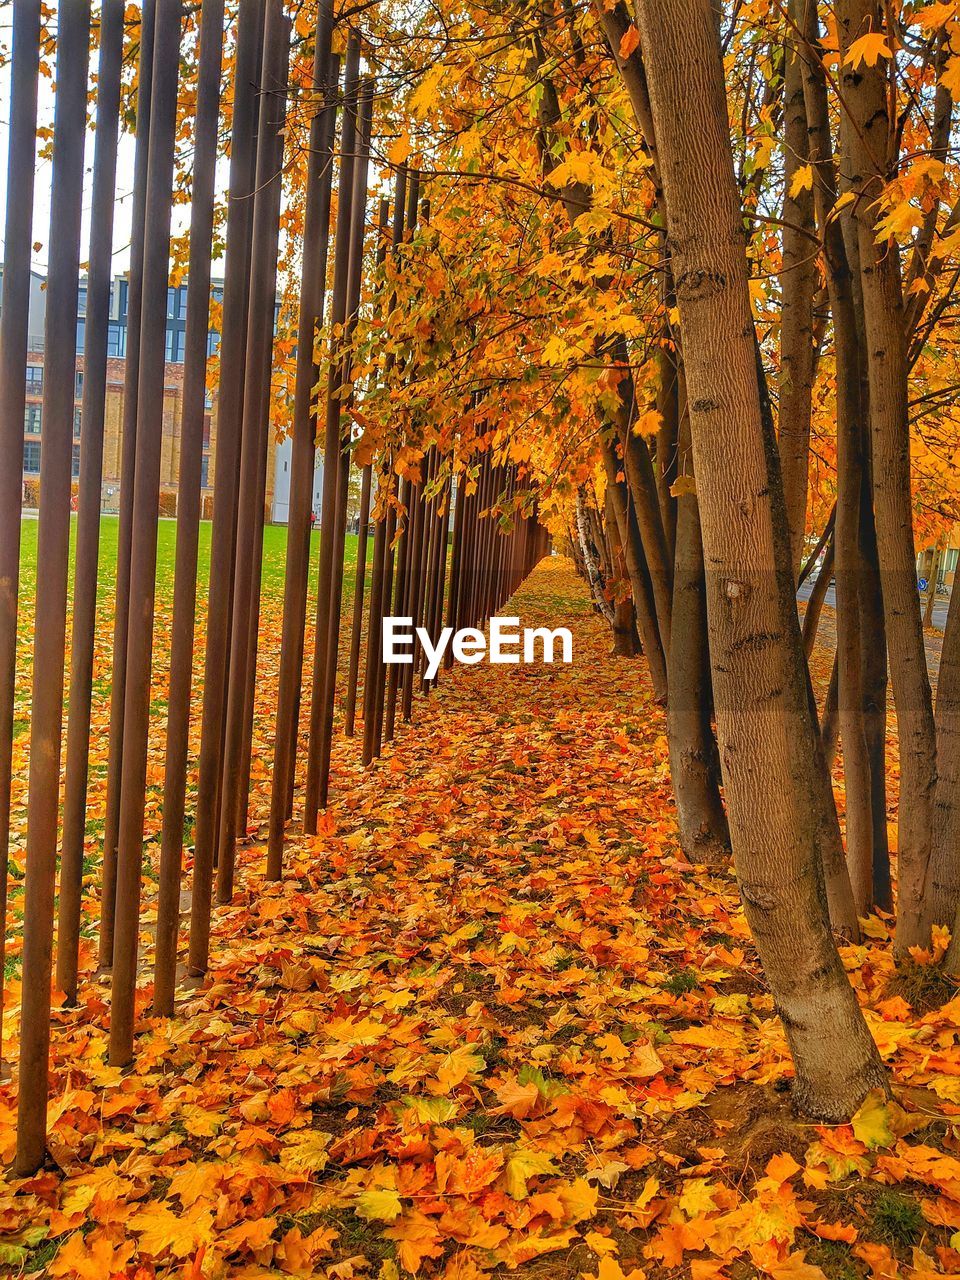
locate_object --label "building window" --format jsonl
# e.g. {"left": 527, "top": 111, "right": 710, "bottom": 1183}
{"left": 74, "top": 407, "right": 82, "bottom": 432}
{"left": 26, "top": 366, "right": 43, "bottom": 394}
{"left": 72, "top": 442, "right": 81, "bottom": 478}
{"left": 107, "top": 321, "right": 125, "bottom": 358}
{"left": 118, "top": 278, "right": 128, "bottom": 318}
{"left": 75, "top": 371, "right": 83, "bottom": 400}
{"left": 203, "top": 413, "right": 211, "bottom": 448}
{"left": 165, "top": 326, "right": 186, "bottom": 362}
{"left": 76, "top": 318, "right": 85, "bottom": 352}
{"left": 23, "top": 441, "right": 40, "bottom": 474}
{"left": 200, "top": 455, "right": 209, "bottom": 488}
{"left": 77, "top": 285, "right": 87, "bottom": 316}
{"left": 24, "top": 403, "right": 41, "bottom": 434}
{"left": 206, "top": 329, "right": 220, "bottom": 357}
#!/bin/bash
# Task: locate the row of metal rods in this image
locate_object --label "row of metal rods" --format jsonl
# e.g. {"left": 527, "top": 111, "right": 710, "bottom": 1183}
{"left": 0, "top": 2, "right": 549, "bottom": 1177}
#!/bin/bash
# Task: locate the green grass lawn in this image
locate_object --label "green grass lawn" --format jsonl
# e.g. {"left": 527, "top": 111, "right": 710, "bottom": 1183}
{"left": 5, "top": 516, "right": 373, "bottom": 978}
{"left": 17, "top": 514, "right": 365, "bottom": 604}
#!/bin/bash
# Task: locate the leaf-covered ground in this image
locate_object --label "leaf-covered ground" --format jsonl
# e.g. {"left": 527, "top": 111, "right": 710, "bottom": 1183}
{"left": 3, "top": 558, "right": 960, "bottom": 1280}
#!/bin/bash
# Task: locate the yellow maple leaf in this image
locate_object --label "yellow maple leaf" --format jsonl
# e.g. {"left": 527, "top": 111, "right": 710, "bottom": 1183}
{"left": 632, "top": 408, "right": 663, "bottom": 439}
{"left": 618, "top": 24, "right": 640, "bottom": 58}
{"left": 384, "top": 1210, "right": 444, "bottom": 1272}
{"left": 583, "top": 1257, "right": 647, "bottom": 1280}
{"left": 844, "top": 32, "right": 893, "bottom": 68}
{"left": 50, "top": 1230, "right": 134, "bottom": 1279}
{"left": 941, "top": 54, "right": 960, "bottom": 97}
{"left": 504, "top": 1146, "right": 558, "bottom": 1199}
{"left": 356, "top": 1187, "right": 403, "bottom": 1222}
{"left": 679, "top": 1176, "right": 719, "bottom": 1217}
{"left": 388, "top": 131, "right": 412, "bottom": 165}
{"left": 430, "top": 1043, "right": 485, "bottom": 1094}
{"left": 851, "top": 1088, "right": 902, "bottom": 1149}
{"left": 789, "top": 164, "right": 814, "bottom": 198}
{"left": 130, "top": 1203, "right": 214, "bottom": 1259}
{"left": 670, "top": 474, "right": 697, "bottom": 499}
{"left": 325, "top": 1015, "right": 388, "bottom": 1045}
{"left": 769, "top": 1253, "right": 830, "bottom": 1280}
{"left": 585, "top": 1231, "right": 619, "bottom": 1256}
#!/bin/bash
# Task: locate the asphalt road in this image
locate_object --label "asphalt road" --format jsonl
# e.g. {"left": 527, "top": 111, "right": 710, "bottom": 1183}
{"left": 798, "top": 575, "right": 951, "bottom": 631}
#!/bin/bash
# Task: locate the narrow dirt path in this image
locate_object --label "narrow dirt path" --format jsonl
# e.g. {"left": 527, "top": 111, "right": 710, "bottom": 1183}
{"left": 3, "top": 559, "right": 959, "bottom": 1280}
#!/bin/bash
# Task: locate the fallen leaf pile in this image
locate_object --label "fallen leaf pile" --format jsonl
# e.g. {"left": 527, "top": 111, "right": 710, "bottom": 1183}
{"left": 2, "top": 557, "right": 960, "bottom": 1280}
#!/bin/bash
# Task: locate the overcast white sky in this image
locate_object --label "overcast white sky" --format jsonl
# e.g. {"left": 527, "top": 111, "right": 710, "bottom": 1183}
{"left": 0, "top": 12, "right": 208, "bottom": 281}
{"left": 0, "top": 21, "right": 141, "bottom": 277}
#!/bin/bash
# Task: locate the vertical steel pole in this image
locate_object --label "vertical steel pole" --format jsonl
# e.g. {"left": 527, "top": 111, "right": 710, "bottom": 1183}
{"left": 216, "top": 0, "right": 290, "bottom": 904}
{"left": 153, "top": 0, "right": 226, "bottom": 1018}
{"left": 344, "top": 196, "right": 390, "bottom": 738}
{"left": 188, "top": 0, "right": 265, "bottom": 976}
{"left": 315, "top": 78, "right": 373, "bottom": 809}
{"left": 384, "top": 476, "right": 412, "bottom": 742}
{"left": 266, "top": 15, "right": 339, "bottom": 877}
{"left": 416, "top": 450, "right": 441, "bottom": 688}
{"left": 361, "top": 467, "right": 389, "bottom": 765}
{"left": 453, "top": 464, "right": 476, "bottom": 636}
{"left": 443, "top": 471, "right": 466, "bottom": 668}
{"left": 360, "top": 167, "right": 407, "bottom": 760}
{"left": 284, "top": 52, "right": 342, "bottom": 828}
{"left": 15, "top": 0, "right": 91, "bottom": 1175}
{"left": 0, "top": 0, "right": 41, "bottom": 1062}
{"left": 56, "top": 0, "right": 125, "bottom": 1006}
{"left": 423, "top": 470, "right": 451, "bottom": 691}
{"left": 229, "top": 12, "right": 289, "bottom": 860}
{"left": 401, "top": 456, "right": 430, "bottom": 723}
{"left": 343, "top": 465, "right": 372, "bottom": 737}
{"left": 100, "top": 1, "right": 157, "bottom": 967}
{"left": 303, "top": 34, "right": 361, "bottom": 830}
{"left": 108, "top": 0, "right": 183, "bottom": 1068}
{"left": 372, "top": 493, "right": 398, "bottom": 755}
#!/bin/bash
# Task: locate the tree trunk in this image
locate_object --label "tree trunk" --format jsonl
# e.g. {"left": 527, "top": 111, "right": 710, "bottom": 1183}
{"left": 778, "top": 1, "right": 817, "bottom": 578}
{"left": 667, "top": 404, "right": 730, "bottom": 864}
{"left": 628, "top": 0, "right": 885, "bottom": 1118}
{"left": 923, "top": 543, "right": 942, "bottom": 628}
{"left": 835, "top": 0, "right": 937, "bottom": 953}
{"left": 797, "top": 0, "right": 877, "bottom": 913}
{"left": 656, "top": 318, "right": 679, "bottom": 560}
{"left": 821, "top": 652, "right": 840, "bottom": 771}
{"left": 860, "top": 485, "right": 892, "bottom": 910}
{"left": 614, "top": 360, "right": 674, "bottom": 655}
{"left": 927, "top": 579, "right": 960, "bottom": 945}
{"left": 801, "top": 535, "right": 834, "bottom": 659}
{"left": 602, "top": 435, "right": 668, "bottom": 698}
{"left": 576, "top": 487, "right": 614, "bottom": 624}
{"left": 605, "top": 485, "right": 639, "bottom": 658}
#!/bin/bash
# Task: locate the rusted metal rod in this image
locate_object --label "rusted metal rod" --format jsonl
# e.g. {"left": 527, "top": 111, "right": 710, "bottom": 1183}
{"left": 344, "top": 195, "right": 391, "bottom": 739}
{"left": 15, "top": 0, "right": 92, "bottom": 1176}
{"left": 303, "top": 33, "right": 361, "bottom": 831}
{"left": 0, "top": 0, "right": 41, "bottom": 1065}
{"left": 216, "top": 0, "right": 290, "bottom": 905}
{"left": 188, "top": 0, "right": 265, "bottom": 977}
{"left": 373, "top": 492, "right": 398, "bottom": 754}
{"left": 266, "top": 10, "right": 339, "bottom": 878}
{"left": 153, "top": 0, "right": 226, "bottom": 1018}
{"left": 57, "top": 0, "right": 125, "bottom": 1006}
{"left": 109, "top": 0, "right": 184, "bottom": 1069}
{"left": 100, "top": 1, "right": 157, "bottom": 968}
{"left": 314, "top": 77, "right": 374, "bottom": 810}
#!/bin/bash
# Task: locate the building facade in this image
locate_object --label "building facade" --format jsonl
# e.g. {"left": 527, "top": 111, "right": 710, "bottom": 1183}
{"left": 7, "top": 270, "right": 280, "bottom": 519}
